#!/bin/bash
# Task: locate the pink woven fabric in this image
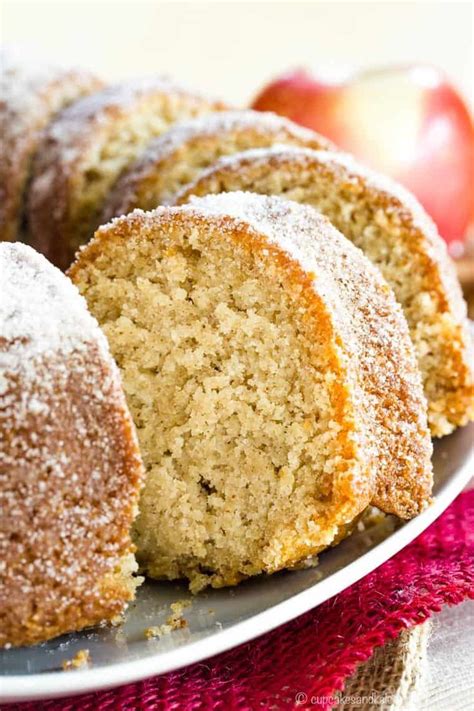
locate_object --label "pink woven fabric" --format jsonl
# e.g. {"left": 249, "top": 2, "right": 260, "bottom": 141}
{"left": 4, "top": 489, "right": 474, "bottom": 711}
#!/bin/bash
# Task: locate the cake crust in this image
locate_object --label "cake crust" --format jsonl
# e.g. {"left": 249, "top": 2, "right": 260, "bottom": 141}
{"left": 0, "top": 243, "right": 144, "bottom": 647}
{"left": 27, "top": 77, "right": 228, "bottom": 270}
{"left": 176, "top": 147, "right": 474, "bottom": 436}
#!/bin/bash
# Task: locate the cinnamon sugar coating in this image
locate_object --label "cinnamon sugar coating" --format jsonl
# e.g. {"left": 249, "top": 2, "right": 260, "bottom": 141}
{"left": 0, "top": 243, "right": 144, "bottom": 647}
{"left": 176, "top": 147, "right": 474, "bottom": 437}
{"left": 27, "top": 77, "right": 228, "bottom": 270}
{"left": 69, "top": 193, "right": 432, "bottom": 590}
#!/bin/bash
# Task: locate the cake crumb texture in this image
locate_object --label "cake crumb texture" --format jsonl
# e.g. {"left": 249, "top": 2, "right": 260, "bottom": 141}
{"left": 176, "top": 147, "right": 474, "bottom": 436}
{"left": 69, "top": 193, "right": 432, "bottom": 590}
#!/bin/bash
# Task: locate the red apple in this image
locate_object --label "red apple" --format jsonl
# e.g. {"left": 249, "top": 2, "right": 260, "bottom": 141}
{"left": 252, "top": 66, "right": 474, "bottom": 251}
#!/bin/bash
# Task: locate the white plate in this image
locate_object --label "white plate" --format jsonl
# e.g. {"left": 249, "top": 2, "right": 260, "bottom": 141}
{"left": 1, "top": 424, "right": 473, "bottom": 703}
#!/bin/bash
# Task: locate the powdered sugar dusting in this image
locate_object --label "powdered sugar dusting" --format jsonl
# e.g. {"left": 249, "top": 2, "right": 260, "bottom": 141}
{"left": 186, "top": 144, "right": 464, "bottom": 312}
{"left": 27, "top": 75, "right": 227, "bottom": 269}
{"left": 0, "top": 243, "right": 110, "bottom": 370}
{"left": 183, "top": 144, "right": 470, "bottom": 349}
{"left": 45, "top": 76, "right": 225, "bottom": 137}
{"left": 177, "top": 148, "right": 474, "bottom": 434}
{"left": 0, "top": 49, "right": 100, "bottom": 140}
{"left": 0, "top": 242, "right": 143, "bottom": 646}
{"left": 0, "top": 50, "right": 102, "bottom": 242}
{"left": 184, "top": 192, "right": 397, "bottom": 307}
{"left": 129, "top": 110, "right": 332, "bottom": 170}
{"left": 30, "top": 75, "right": 225, "bottom": 190}
{"left": 182, "top": 144, "right": 439, "bottom": 239}
{"left": 101, "top": 109, "right": 333, "bottom": 220}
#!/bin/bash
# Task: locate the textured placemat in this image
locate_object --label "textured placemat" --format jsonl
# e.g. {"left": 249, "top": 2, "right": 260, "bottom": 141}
{"left": 340, "top": 600, "right": 474, "bottom": 711}
{"left": 339, "top": 622, "right": 430, "bottom": 710}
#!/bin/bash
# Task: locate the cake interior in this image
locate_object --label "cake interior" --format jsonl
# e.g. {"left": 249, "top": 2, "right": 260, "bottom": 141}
{"left": 130, "top": 126, "right": 321, "bottom": 208}
{"left": 71, "top": 108, "right": 171, "bottom": 251}
{"left": 183, "top": 155, "right": 471, "bottom": 435}
{"left": 77, "top": 218, "right": 363, "bottom": 589}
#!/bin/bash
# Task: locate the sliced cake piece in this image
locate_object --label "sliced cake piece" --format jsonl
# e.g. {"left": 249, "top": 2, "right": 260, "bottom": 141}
{"left": 0, "top": 51, "right": 103, "bottom": 242}
{"left": 102, "top": 109, "right": 335, "bottom": 221}
{"left": 176, "top": 147, "right": 474, "bottom": 436}
{"left": 0, "top": 243, "right": 144, "bottom": 647}
{"left": 69, "top": 193, "right": 432, "bottom": 591}
{"left": 28, "top": 77, "right": 227, "bottom": 269}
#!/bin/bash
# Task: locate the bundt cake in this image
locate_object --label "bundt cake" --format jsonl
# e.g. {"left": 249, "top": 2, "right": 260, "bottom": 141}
{"left": 176, "top": 147, "right": 474, "bottom": 437}
{"left": 69, "top": 192, "right": 432, "bottom": 591}
{"left": 101, "top": 109, "right": 335, "bottom": 220}
{"left": 0, "top": 52, "right": 103, "bottom": 243}
{"left": 27, "top": 77, "right": 228, "bottom": 270}
{"left": 0, "top": 243, "right": 144, "bottom": 647}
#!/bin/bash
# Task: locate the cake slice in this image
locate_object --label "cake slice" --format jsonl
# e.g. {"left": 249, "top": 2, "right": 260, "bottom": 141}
{"left": 0, "top": 51, "right": 103, "bottom": 243}
{"left": 27, "top": 77, "right": 227, "bottom": 269}
{"left": 69, "top": 193, "right": 432, "bottom": 591}
{"left": 102, "top": 109, "right": 334, "bottom": 221}
{"left": 0, "top": 243, "right": 144, "bottom": 647}
{"left": 176, "top": 147, "right": 474, "bottom": 436}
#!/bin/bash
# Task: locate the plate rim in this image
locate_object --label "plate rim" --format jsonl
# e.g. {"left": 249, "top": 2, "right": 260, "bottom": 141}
{"left": 1, "top": 433, "right": 473, "bottom": 703}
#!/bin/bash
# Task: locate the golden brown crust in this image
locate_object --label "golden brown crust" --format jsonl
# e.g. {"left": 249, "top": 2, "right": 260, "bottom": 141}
{"left": 176, "top": 147, "right": 474, "bottom": 437}
{"left": 102, "top": 109, "right": 335, "bottom": 221}
{"left": 0, "top": 244, "right": 144, "bottom": 647}
{"left": 0, "top": 54, "right": 103, "bottom": 243}
{"left": 27, "top": 78, "right": 228, "bottom": 270}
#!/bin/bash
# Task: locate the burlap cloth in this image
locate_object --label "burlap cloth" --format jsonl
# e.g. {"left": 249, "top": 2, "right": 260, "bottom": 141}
{"left": 338, "top": 621, "right": 430, "bottom": 710}
{"left": 340, "top": 598, "right": 474, "bottom": 711}
{"left": 339, "top": 476, "right": 474, "bottom": 711}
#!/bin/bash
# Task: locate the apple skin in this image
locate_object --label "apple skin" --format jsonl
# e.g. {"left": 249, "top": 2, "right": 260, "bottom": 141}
{"left": 252, "top": 66, "right": 474, "bottom": 249}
